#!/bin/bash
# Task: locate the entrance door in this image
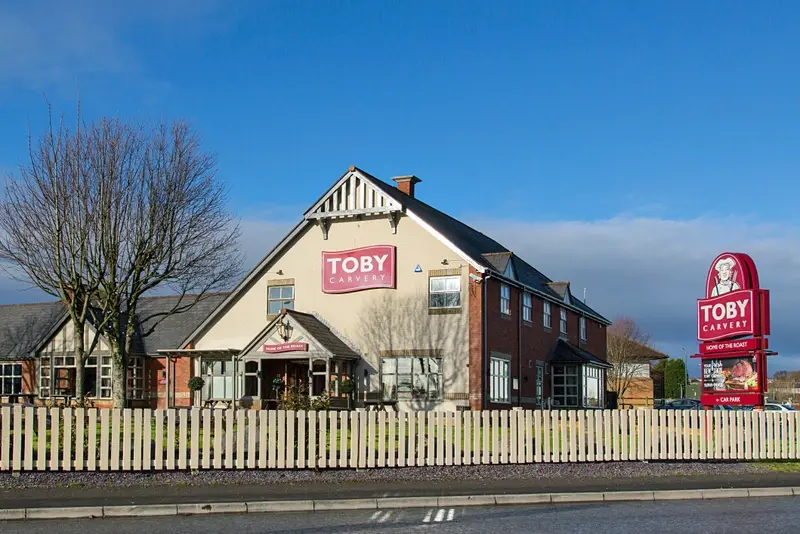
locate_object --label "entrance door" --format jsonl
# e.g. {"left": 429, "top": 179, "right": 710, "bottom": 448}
{"left": 311, "top": 359, "right": 327, "bottom": 396}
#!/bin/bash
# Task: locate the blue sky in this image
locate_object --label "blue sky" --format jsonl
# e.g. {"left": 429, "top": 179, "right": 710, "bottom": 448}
{"left": 1, "top": 1, "right": 799, "bottom": 372}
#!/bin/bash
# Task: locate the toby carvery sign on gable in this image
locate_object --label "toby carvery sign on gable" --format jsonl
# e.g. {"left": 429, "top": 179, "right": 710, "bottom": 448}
{"left": 322, "top": 245, "right": 396, "bottom": 294}
{"left": 693, "top": 252, "right": 774, "bottom": 407}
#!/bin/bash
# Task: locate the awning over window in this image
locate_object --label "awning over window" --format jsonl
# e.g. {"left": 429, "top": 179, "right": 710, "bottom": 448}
{"left": 548, "top": 338, "right": 612, "bottom": 369}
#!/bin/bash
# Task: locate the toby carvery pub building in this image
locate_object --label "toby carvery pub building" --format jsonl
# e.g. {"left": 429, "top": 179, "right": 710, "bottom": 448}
{"left": 0, "top": 167, "right": 611, "bottom": 412}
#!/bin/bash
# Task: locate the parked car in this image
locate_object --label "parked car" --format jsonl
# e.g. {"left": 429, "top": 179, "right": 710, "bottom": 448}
{"left": 765, "top": 403, "right": 795, "bottom": 412}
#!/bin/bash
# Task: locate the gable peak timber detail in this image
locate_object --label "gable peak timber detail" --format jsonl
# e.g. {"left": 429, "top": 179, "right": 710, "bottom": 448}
{"left": 304, "top": 168, "right": 403, "bottom": 238}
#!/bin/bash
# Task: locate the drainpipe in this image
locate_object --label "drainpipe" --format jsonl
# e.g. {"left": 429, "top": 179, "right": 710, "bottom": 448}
{"left": 518, "top": 288, "right": 523, "bottom": 408}
{"left": 481, "top": 272, "right": 493, "bottom": 411}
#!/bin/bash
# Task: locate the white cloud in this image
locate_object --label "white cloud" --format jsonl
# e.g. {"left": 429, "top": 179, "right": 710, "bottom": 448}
{"left": 0, "top": 0, "right": 242, "bottom": 89}
{"left": 468, "top": 214, "right": 800, "bottom": 372}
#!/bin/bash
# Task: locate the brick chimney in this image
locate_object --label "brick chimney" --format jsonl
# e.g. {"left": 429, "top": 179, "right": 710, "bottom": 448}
{"left": 392, "top": 175, "right": 421, "bottom": 198}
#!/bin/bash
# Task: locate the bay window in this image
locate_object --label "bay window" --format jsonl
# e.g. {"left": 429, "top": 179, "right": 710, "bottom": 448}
{"left": 551, "top": 364, "right": 579, "bottom": 407}
{"left": 380, "top": 356, "right": 442, "bottom": 401}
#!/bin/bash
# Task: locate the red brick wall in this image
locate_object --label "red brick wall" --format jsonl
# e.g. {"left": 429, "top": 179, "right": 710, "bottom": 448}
{"left": 477, "top": 277, "right": 609, "bottom": 411}
{"left": 468, "top": 266, "right": 484, "bottom": 410}
{"left": 21, "top": 360, "right": 36, "bottom": 394}
{"left": 147, "top": 356, "right": 193, "bottom": 409}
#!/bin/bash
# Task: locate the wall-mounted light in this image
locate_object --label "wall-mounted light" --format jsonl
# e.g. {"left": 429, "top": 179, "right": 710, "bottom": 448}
{"left": 277, "top": 315, "right": 293, "bottom": 341}
{"left": 441, "top": 259, "right": 449, "bottom": 265}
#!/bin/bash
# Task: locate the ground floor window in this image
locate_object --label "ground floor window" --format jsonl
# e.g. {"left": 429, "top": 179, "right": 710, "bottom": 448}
{"left": 1, "top": 363, "right": 22, "bottom": 395}
{"left": 201, "top": 360, "right": 243, "bottom": 400}
{"left": 39, "top": 355, "right": 77, "bottom": 398}
{"left": 243, "top": 360, "right": 259, "bottom": 397}
{"left": 380, "top": 356, "right": 442, "bottom": 401}
{"left": 489, "top": 357, "right": 510, "bottom": 403}
{"left": 551, "top": 364, "right": 579, "bottom": 407}
{"left": 583, "top": 365, "right": 604, "bottom": 408}
{"left": 127, "top": 356, "right": 145, "bottom": 400}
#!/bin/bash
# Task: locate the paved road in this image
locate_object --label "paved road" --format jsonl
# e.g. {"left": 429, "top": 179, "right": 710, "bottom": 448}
{"left": 4, "top": 470, "right": 800, "bottom": 509}
{"left": 3, "top": 497, "right": 799, "bottom": 533}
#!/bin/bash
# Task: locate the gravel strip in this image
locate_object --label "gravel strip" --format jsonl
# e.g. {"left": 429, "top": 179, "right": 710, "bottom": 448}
{"left": 0, "top": 462, "right": 770, "bottom": 490}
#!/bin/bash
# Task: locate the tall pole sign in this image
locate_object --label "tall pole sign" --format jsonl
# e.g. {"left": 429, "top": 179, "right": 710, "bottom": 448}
{"left": 693, "top": 252, "right": 774, "bottom": 407}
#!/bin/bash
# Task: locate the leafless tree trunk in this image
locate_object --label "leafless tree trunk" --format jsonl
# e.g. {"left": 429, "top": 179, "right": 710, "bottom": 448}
{"left": 1, "top": 106, "right": 243, "bottom": 408}
{"left": 607, "top": 316, "right": 656, "bottom": 405}
{"left": 0, "top": 105, "right": 108, "bottom": 404}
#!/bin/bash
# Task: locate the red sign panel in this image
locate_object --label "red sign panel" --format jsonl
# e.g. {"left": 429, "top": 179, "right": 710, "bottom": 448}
{"left": 700, "top": 338, "right": 765, "bottom": 354}
{"left": 322, "top": 245, "right": 396, "bottom": 294}
{"left": 700, "top": 393, "right": 763, "bottom": 406}
{"left": 262, "top": 342, "right": 308, "bottom": 354}
{"left": 697, "top": 289, "right": 761, "bottom": 342}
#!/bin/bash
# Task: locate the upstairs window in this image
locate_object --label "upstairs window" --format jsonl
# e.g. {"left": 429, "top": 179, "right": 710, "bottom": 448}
{"left": 500, "top": 283, "right": 511, "bottom": 315}
{"left": 580, "top": 317, "right": 587, "bottom": 341}
{"left": 560, "top": 308, "right": 568, "bottom": 334}
{"left": 268, "top": 285, "right": 295, "bottom": 315}
{"left": 429, "top": 276, "right": 461, "bottom": 308}
{"left": 523, "top": 292, "right": 532, "bottom": 322}
{"left": 543, "top": 301, "right": 552, "bottom": 328}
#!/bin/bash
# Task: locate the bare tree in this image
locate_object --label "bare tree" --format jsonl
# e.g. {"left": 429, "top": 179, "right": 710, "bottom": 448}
{"left": 607, "top": 316, "right": 663, "bottom": 404}
{"left": 0, "top": 107, "right": 109, "bottom": 403}
{"left": 356, "top": 291, "right": 468, "bottom": 409}
{"left": 0, "top": 106, "right": 243, "bottom": 408}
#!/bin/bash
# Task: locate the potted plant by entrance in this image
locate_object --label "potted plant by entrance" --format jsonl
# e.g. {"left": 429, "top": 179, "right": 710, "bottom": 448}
{"left": 188, "top": 376, "right": 205, "bottom": 407}
{"left": 340, "top": 379, "right": 355, "bottom": 410}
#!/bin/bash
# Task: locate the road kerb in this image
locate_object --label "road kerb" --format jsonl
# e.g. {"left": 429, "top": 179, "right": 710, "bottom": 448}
{"left": 603, "top": 491, "right": 655, "bottom": 502}
{"left": 702, "top": 488, "right": 749, "bottom": 499}
{"left": 551, "top": 492, "right": 604, "bottom": 504}
{"left": 103, "top": 504, "right": 178, "bottom": 517}
{"left": 377, "top": 496, "right": 439, "bottom": 509}
{"left": 495, "top": 493, "right": 552, "bottom": 505}
{"left": 652, "top": 489, "right": 705, "bottom": 501}
{"left": 438, "top": 495, "right": 497, "bottom": 507}
{"left": 747, "top": 487, "right": 794, "bottom": 498}
{"left": 313, "top": 498, "right": 378, "bottom": 511}
{"left": 0, "top": 509, "right": 26, "bottom": 521}
{"left": 25, "top": 506, "right": 104, "bottom": 520}
{"left": 176, "top": 502, "right": 247, "bottom": 515}
{"left": 247, "top": 500, "right": 314, "bottom": 513}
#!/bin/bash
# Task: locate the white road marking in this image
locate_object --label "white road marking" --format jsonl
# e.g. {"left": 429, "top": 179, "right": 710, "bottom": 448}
{"left": 377, "top": 511, "right": 392, "bottom": 523}
{"left": 434, "top": 509, "right": 446, "bottom": 522}
{"left": 447, "top": 508, "right": 455, "bottom": 521}
{"left": 370, "top": 511, "right": 381, "bottom": 521}
{"left": 423, "top": 509, "right": 433, "bottom": 523}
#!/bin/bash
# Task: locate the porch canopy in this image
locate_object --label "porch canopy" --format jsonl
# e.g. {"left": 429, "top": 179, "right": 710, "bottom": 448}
{"left": 155, "top": 348, "right": 240, "bottom": 408}
{"left": 548, "top": 338, "right": 612, "bottom": 409}
{"left": 238, "top": 309, "right": 360, "bottom": 404}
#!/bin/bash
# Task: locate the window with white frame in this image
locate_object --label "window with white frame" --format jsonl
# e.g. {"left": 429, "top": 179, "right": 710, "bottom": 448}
{"left": 40, "top": 354, "right": 78, "bottom": 398}
{"left": 201, "top": 360, "right": 243, "bottom": 400}
{"left": 380, "top": 356, "right": 442, "bottom": 401}
{"left": 543, "top": 301, "right": 551, "bottom": 328}
{"left": 127, "top": 356, "right": 145, "bottom": 400}
{"left": 0, "top": 363, "right": 22, "bottom": 395}
{"left": 267, "top": 285, "right": 295, "bottom": 315}
{"left": 560, "top": 308, "right": 567, "bottom": 334}
{"left": 489, "top": 357, "right": 511, "bottom": 403}
{"left": 500, "top": 283, "right": 511, "bottom": 315}
{"left": 523, "top": 292, "right": 532, "bottom": 322}
{"left": 429, "top": 275, "right": 461, "bottom": 308}
{"left": 551, "top": 364, "right": 579, "bottom": 407}
{"left": 583, "top": 366, "right": 604, "bottom": 407}
{"left": 580, "top": 317, "right": 587, "bottom": 341}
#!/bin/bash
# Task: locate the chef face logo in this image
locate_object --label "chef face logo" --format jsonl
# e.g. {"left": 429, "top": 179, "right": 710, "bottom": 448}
{"left": 710, "top": 256, "right": 742, "bottom": 297}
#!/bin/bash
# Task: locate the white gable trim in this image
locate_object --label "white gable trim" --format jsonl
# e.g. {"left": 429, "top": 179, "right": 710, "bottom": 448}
{"left": 304, "top": 169, "right": 402, "bottom": 220}
{"left": 239, "top": 313, "right": 333, "bottom": 358}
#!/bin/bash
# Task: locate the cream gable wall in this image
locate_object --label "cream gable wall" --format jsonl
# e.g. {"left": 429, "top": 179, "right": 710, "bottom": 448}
{"left": 193, "top": 212, "right": 472, "bottom": 406}
{"left": 38, "top": 317, "right": 111, "bottom": 355}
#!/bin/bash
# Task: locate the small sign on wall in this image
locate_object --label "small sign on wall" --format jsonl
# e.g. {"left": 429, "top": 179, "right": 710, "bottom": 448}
{"left": 414, "top": 265, "right": 422, "bottom": 273}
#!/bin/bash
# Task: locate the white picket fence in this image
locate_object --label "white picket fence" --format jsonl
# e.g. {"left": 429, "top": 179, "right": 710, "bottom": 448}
{"left": 0, "top": 406, "right": 797, "bottom": 472}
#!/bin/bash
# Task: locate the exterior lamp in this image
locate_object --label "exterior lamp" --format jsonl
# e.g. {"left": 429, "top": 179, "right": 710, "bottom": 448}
{"left": 277, "top": 315, "right": 293, "bottom": 342}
